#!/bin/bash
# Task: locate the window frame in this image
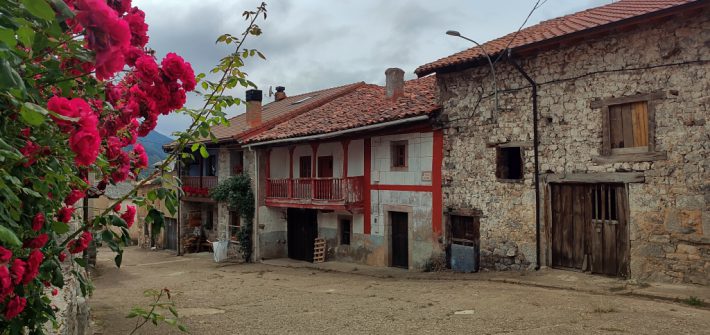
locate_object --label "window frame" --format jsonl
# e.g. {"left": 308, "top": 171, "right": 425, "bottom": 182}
{"left": 495, "top": 145, "right": 524, "bottom": 182}
{"left": 298, "top": 155, "right": 312, "bottom": 178}
{"left": 591, "top": 91, "right": 667, "bottom": 163}
{"left": 390, "top": 140, "right": 408, "bottom": 171}
{"left": 339, "top": 216, "right": 352, "bottom": 246}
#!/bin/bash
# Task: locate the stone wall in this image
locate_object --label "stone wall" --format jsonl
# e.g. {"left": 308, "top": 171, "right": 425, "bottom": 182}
{"left": 436, "top": 9, "right": 709, "bottom": 283}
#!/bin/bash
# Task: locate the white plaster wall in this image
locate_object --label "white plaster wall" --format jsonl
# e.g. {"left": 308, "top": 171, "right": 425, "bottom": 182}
{"left": 258, "top": 206, "right": 287, "bottom": 232}
{"left": 348, "top": 139, "right": 364, "bottom": 177}
{"left": 371, "top": 132, "right": 433, "bottom": 186}
{"left": 269, "top": 147, "right": 289, "bottom": 179}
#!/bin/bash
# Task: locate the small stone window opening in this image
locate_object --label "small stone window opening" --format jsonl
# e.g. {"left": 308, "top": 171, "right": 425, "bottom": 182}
{"left": 299, "top": 156, "right": 312, "bottom": 178}
{"left": 496, "top": 147, "right": 523, "bottom": 180}
{"left": 340, "top": 218, "right": 351, "bottom": 245}
{"left": 591, "top": 184, "right": 619, "bottom": 223}
{"left": 391, "top": 140, "right": 408, "bottom": 170}
{"left": 229, "top": 210, "right": 241, "bottom": 241}
{"left": 608, "top": 101, "right": 649, "bottom": 153}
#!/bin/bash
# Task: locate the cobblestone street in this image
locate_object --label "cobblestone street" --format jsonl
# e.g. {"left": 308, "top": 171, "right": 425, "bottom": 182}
{"left": 91, "top": 247, "right": 710, "bottom": 334}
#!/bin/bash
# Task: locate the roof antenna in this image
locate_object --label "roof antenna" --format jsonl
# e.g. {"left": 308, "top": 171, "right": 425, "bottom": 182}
{"left": 268, "top": 86, "right": 274, "bottom": 97}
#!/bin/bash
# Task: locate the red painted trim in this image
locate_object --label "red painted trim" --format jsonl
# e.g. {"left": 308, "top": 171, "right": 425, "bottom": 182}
{"left": 265, "top": 149, "right": 271, "bottom": 196}
{"left": 363, "top": 138, "right": 371, "bottom": 235}
{"left": 288, "top": 147, "right": 294, "bottom": 197}
{"left": 265, "top": 199, "right": 363, "bottom": 211}
{"left": 342, "top": 140, "right": 350, "bottom": 178}
{"left": 370, "top": 184, "right": 433, "bottom": 192}
{"left": 310, "top": 143, "right": 318, "bottom": 196}
{"left": 432, "top": 129, "right": 444, "bottom": 237}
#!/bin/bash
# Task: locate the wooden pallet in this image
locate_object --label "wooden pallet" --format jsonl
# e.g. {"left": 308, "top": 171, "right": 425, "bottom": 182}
{"left": 313, "top": 238, "right": 326, "bottom": 263}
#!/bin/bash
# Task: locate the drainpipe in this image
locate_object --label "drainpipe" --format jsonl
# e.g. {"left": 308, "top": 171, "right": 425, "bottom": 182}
{"left": 176, "top": 156, "right": 183, "bottom": 256}
{"left": 508, "top": 51, "right": 541, "bottom": 270}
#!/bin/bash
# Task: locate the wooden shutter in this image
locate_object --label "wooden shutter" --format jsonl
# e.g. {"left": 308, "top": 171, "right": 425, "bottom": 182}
{"left": 608, "top": 101, "right": 648, "bottom": 150}
{"left": 631, "top": 101, "right": 648, "bottom": 147}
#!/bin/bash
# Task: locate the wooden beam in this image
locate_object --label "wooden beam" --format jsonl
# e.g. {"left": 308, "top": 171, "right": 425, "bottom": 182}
{"left": 543, "top": 172, "right": 645, "bottom": 184}
{"left": 591, "top": 151, "right": 667, "bottom": 164}
{"left": 590, "top": 91, "right": 666, "bottom": 109}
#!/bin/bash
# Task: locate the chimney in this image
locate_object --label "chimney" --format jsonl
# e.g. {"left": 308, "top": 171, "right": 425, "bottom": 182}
{"left": 246, "top": 89, "right": 263, "bottom": 128}
{"left": 274, "top": 86, "right": 287, "bottom": 101}
{"left": 385, "top": 68, "right": 405, "bottom": 101}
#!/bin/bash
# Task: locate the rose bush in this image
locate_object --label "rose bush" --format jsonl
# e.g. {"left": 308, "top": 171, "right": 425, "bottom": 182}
{"left": 0, "top": 0, "right": 198, "bottom": 332}
{"left": 0, "top": 0, "right": 267, "bottom": 332}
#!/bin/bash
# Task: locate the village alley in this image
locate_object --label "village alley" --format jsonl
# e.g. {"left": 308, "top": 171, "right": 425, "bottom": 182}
{"left": 90, "top": 247, "right": 710, "bottom": 334}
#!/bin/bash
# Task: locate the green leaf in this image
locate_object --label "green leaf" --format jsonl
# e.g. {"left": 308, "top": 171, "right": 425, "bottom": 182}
{"left": 20, "top": 102, "right": 48, "bottom": 126}
{"left": 0, "top": 225, "right": 21, "bottom": 247}
{"left": 178, "top": 324, "right": 188, "bottom": 332}
{"left": 0, "top": 59, "right": 26, "bottom": 93}
{"left": 0, "top": 27, "right": 17, "bottom": 48}
{"left": 73, "top": 257, "right": 87, "bottom": 268}
{"left": 22, "top": 0, "right": 56, "bottom": 21}
{"left": 168, "top": 306, "right": 178, "bottom": 317}
{"left": 190, "top": 143, "right": 199, "bottom": 152}
{"left": 114, "top": 252, "right": 123, "bottom": 268}
{"left": 16, "top": 26, "right": 34, "bottom": 47}
{"left": 52, "top": 221, "right": 70, "bottom": 234}
{"left": 48, "top": 0, "right": 75, "bottom": 19}
{"left": 199, "top": 146, "right": 209, "bottom": 158}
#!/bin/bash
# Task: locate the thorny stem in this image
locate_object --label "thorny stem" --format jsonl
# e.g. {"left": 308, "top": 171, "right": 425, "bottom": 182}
{"left": 128, "top": 289, "right": 165, "bottom": 335}
{"left": 59, "top": 5, "right": 267, "bottom": 248}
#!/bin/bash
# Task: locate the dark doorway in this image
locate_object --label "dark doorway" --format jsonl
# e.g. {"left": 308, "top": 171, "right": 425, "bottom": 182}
{"left": 390, "top": 211, "right": 409, "bottom": 268}
{"left": 287, "top": 208, "right": 318, "bottom": 262}
{"left": 164, "top": 218, "right": 177, "bottom": 251}
{"left": 448, "top": 215, "right": 480, "bottom": 272}
{"left": 550, "top": 183, "right": 629, "bottom": 277}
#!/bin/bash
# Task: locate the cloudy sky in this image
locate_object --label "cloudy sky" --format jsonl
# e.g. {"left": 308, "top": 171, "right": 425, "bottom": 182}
{"left": 135, "top": 0, "right": 610, "bottom": 136}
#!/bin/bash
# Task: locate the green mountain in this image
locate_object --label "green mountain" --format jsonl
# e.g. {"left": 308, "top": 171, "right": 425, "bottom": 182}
{"left": 136, "top": 131, "right": 172, "bottom": 177}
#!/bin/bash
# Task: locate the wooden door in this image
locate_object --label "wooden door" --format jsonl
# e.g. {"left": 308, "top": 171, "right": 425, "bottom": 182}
{"left": 164, "top": 218, "right": 177, "bottom": 251}
{"left": 390, "top": 211, "right": 409, "bottom": 268}
{"left": 550, "top": 183, "right": 629, "bottom": 277}
{"left": 316, "top": 156, "right": 334, "bottom": 199}
{"left": 287, "top": 208, "right": 318, "bottom": 262}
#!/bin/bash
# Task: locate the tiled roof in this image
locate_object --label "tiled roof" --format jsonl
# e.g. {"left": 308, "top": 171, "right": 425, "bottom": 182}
{"left": 415, "top": 0, "right": 701, "bottom": 76}
{"left": 164, "top": 82, "right": 364, "bottom": 149}
{"left": 244, "top": 75, "right": 439, "bottom": 143}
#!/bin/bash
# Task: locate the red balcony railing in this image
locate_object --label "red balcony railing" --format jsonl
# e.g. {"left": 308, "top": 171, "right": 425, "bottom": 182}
{"left": 181, "top": 176, "right": 218, "bottom": 197}
{"left": 266, "top": 177, "right": 364, "bottom": 206}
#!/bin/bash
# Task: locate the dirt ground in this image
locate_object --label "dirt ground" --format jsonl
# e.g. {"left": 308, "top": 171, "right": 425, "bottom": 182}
{"left": 91, "top": 247, "right": 710, "bottom": 334}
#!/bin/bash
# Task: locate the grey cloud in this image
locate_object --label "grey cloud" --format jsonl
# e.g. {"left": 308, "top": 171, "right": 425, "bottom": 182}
{"left": 137, "top": 0, "right": 607, "bottom": 136}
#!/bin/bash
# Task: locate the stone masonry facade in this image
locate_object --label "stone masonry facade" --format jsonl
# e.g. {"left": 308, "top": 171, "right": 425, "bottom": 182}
{"left": 436, "top": 10, "right": 709, "bottom": 284}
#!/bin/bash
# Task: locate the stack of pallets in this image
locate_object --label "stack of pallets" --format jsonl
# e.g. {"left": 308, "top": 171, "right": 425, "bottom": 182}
{"left": 313, "top": 238, "right": 326, "bottom": 263}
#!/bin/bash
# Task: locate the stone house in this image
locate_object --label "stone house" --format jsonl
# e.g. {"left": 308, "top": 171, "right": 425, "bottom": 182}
{"left": 415, "top": 0, "right": 709, "bottom": 284}
{"left": 165, "top": 83, "right": 364, "bottom": 254}
{"left": 242, "top": 70, "right": 442, "bottom": 269}
{"left": 135, "top": 160, "right": 178, "bottom": 250}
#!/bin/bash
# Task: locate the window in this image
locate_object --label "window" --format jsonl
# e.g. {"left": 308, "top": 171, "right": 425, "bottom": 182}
{"left": 339, "top": 218, "right": 351, "bottom": 245}
{"left": 229, "top": 210, "right": 241, "bottom": 241}
{"left": 450, "top": 215, "right": 479, "bottom": 247}
{"left": 231, "top": 151, "right": 244, "bottom": 175}
{"left": 496, "top": 147, "right": 523, "bottom": 180}
{"left": 204, "top": 207, "right": 214, "bottom": 230}
{"left": 608, "top": 101, "right": 648, "bottom": 152}
{"left": 591, "top": 185, "right": 618, "bottom": 222}
{"left": 391, "top": 141, "right": 408, "bottom": 170}
{"left": 299, "top": 156, "right": 311, "bottom": 178}
{"left": 205, "top": 154, "right": 217, "bottom": 176}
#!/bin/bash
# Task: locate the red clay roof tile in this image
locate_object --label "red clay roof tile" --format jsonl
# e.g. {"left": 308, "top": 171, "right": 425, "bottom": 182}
{"left": 415, "top": 0, "right": 700, "bottom": 76}
{"left": 244, "top": 75, "right": 439, "bottom": 143}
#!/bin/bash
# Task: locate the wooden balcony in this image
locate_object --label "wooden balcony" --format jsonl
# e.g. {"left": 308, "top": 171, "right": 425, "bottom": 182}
{"left": 265, "top": 177, "right": 365, "bottom": 210}
{"left": 181, "top": 176, "right": 218, "bottom": 200}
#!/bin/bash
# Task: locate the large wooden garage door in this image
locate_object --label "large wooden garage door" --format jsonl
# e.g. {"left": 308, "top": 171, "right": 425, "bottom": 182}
{"left": 550, "top": 183, "right": 629, "bottom": 277}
